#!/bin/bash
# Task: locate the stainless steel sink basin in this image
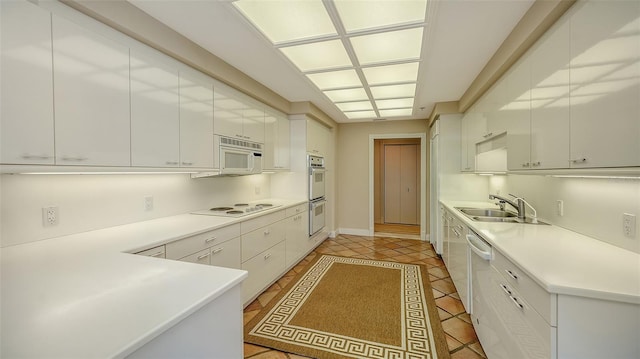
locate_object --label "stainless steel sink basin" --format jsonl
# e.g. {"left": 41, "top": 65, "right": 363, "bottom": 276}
{"left": 457, "top": 208, "right": 517, "bottom": 218}
{"left": 454, "top": 207, "right": 549, "bottom": 225}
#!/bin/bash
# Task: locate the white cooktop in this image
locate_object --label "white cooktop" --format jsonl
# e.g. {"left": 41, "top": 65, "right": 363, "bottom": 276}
{"left": 191, "top": 202, "right": 282, "bottom": 217}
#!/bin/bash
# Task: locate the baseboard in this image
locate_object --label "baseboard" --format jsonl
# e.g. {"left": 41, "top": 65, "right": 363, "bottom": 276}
{"left": 338, "top": 228, "right": 371, "bottom": 236}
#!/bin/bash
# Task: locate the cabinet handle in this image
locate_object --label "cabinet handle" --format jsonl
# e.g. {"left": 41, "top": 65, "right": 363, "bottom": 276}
{"left": 571, "top": 158, "right": 587, "bottom": 163}
{"left": 452, "top": 229, "right": 460, "bottom": 237}
{"left": 148, "top": 251, "right": 164, "bottom": 258}
{"left": 61, "top": 156, "right": 88, "bottom": 161}
{"left": 204, "top": 237, "right": 217, "bottom": 243}
{"left": 505, "top": 269, "right": 519, "bottom": 280}
{"left": 243, "top": 136, "right": 250, "bottom": 139}
{"left": 483, "top": 132, "right": 493, "bottom": 138}
{"left": 211, "top": 248, "right": 223, "bottom": 254}
{"left": 522, "top": 163, "right": 530, "bottom": 168}
{"left": 510, "top": 295, "right": 524, "bottom": 310}
{"left": 181, "top": 161, "right": 193, "bottom": 166}
{"left": 500, "top": 283, "right": 512, "bottom": 295}
{"left": 264, "top": 229, "right": 271, "bottom": 235}
{"left": 197, "top": 253, "right": 211, "bottom": 260}
{"left": 22, "top": 154, "right": 53, "bottom": 160}
{"left": 166, "top": 161, "right": 179, "bottom": 165}
{"left": 236, "top": 134, "right": 243, "bottom": 138}
{"left": 264, "top": 253, "right": 272, "bottom": 260}
{"left": 456, "top": 225, "right": 463, "bottom": 231}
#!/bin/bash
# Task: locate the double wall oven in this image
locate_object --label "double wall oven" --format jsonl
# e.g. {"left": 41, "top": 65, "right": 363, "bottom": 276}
{"left": 308, "top": 155, "right": 326, "bottom": 236}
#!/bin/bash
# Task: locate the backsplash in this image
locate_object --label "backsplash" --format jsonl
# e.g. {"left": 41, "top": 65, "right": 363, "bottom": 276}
{"left": 0, "top": 173, "right": 271, "bottom": 247}
{"left": 488, "top": 174, "right": 640, "bottom": 254}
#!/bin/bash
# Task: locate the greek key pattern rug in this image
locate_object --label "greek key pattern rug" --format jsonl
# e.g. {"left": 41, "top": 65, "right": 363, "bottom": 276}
{"left": 245, "top": 255, "right": 450, "bottom": 359}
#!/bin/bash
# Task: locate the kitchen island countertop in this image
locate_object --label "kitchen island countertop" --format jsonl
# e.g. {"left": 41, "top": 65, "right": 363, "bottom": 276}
{"left": 1, "top": 198, "right": 307, "bottom": 358}
{"left": 441, "top": 200, "right": 640, "bottom": 304}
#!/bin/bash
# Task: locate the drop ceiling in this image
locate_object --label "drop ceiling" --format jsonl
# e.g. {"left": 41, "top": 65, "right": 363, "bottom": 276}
{"left": 128, "top": 0, "right": 534, "bottom": 123}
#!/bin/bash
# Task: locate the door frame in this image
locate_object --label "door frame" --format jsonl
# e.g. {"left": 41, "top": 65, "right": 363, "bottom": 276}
{"left": 369, "top": 133, "right": 427, "bottom": 240}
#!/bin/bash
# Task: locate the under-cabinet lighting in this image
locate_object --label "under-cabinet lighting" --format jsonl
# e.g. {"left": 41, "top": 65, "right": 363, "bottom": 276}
{"left": 476, "top": 172, "right": 506, "bottom": 176}
{"left": 546, "top": 175, "right": 640, "bottom": 180}
{"left": 16, "top": 172, "right": 199, "bottom": 175}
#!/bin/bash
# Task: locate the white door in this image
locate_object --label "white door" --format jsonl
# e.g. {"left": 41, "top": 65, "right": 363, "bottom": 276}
{"left": 384, "top": 144, "right": 418, "bottom": 225}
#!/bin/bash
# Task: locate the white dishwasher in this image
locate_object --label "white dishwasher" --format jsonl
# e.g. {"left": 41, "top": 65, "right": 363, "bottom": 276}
{"left": 467, "top": 231, "right": 552, "bottom": 359}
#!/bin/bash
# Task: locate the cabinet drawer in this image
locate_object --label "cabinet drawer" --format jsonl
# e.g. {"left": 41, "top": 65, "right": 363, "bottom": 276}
{"left": 493, "top": 250, "right": 557, "bottom": 325}
{"left": 136, "top": 245, "right": 166, "bottom": 258}
{"left": 179, "top": 248, "right": 211, "bottom": 265}
{"left": 165, "top": 224, "right": 240, "bottom": 260}
{"left": 210, "top": 237, "right": 241, "bottom": 269}
{"left": 242, "top": 220, "right": 286, "bottom": 261}
{"left": 286, "top": 204, "right": 307, "bottom": 218}
{"left": 241, "top": 210, "right": 286, "bottom": 234}
{"left": 241, "top": 241, "right": 286, "bottom": 303}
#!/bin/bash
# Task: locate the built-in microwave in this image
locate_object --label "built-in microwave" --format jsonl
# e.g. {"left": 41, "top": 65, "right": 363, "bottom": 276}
{"left": 216, "top": 135, "right": 263, "bottom": 175}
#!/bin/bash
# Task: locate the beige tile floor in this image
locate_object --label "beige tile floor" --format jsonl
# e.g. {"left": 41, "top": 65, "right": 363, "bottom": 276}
{"left": 243, "top": 234, "right": 487, "bottom": 359}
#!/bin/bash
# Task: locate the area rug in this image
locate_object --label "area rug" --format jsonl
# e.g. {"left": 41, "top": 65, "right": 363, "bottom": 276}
{"left": 245, "top": 255, "right": 451, "bottom": 359}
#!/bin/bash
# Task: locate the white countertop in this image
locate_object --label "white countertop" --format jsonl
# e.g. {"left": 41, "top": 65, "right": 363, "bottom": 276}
{"left": 441, "top": 200, "right": 640, "bottom": 305}
{"left": 1, "top": 198, "right": 307, "bottom": 358}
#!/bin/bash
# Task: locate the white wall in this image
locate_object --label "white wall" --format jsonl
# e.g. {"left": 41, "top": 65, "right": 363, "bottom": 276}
{"left": 489, "top": 175, "right": 640, "bottom": 254}
{"left": 0, "top": 173, "right": 270, "bottom": 247}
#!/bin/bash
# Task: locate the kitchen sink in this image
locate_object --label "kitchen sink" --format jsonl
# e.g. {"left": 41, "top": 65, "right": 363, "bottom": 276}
{"left": 456, "top": 208, "right": 517, "bottom": 218}
{"left": 454, "top": 207, "right": 549, "bottom": 225}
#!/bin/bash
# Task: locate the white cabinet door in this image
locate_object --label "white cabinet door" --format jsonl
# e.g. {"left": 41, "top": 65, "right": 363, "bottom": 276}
{"left": 130, "top": 48, "right": 180, "bottom": 167}
{"left": 530, "top": 14, "right": 571, "bottom": 170}
{"left": 264, "top": 110, "right": 290, "bottom": 170}
{"left": 1, "top": 1, "right": 55, "bottom": 165}
{"left": 213, "top": 86, "right": 264, "bottom": 143}
{"left": 285, "top": 211, "right": 308, "bottom": 268}
{"left": 461, "top": 112, "right": 483, "bottom": 172}
{"left": 243, "top": 105, "right": 265, "bottom": 143}
{"left": 179, "top": 70, "right": 214, "bottom": 168}
{"left": 214, "top": 87, "right": 246, "bottom": 140}
{"left": 506, "top": 56, "right": 533, "bottom": 171}
{"left": 569, "top": 0, "right": 640, "bottom": 168}
{"left": 52, "top": 15, "right": 130, "bottom": 166}
{"left": 306, "top": 119, "right": 329, "bottom": 155}
{"left": 483, "top": 76, "right": 509, "bottom": 140}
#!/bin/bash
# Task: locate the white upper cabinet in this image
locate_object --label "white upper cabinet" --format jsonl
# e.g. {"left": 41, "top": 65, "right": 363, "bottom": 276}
{"left": 529, "top": 14, "right": 571, "bottom": 170}
{"left": 1, "top": 1, "right": 55, "bottom": 165}
{"left": 306, "top": 119, "right": 329, "bottom": 156}
{"left": 179, "top": 69, "right": 214, "bottom": 168}
{"left": 505, "top": 55, "right": 532, "bottom": 171}
{"left": 214, "top": 85, "right": 265, "bottom": 143}
{"left": 264, "top": 110, "right": 290, "bottom": 171}
{"left": 130, "top": 47, "right": 180, "bottom": 167}
{"left": 52, "top": 15, "right": 131, "bottom": 166}
{"left": 569, "top": 0, "right": 640, "bottom": 168}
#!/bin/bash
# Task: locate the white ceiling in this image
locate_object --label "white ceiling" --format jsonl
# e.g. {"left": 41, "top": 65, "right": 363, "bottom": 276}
{"left": 128, "top": 0, "right": 534, "bottom": 123}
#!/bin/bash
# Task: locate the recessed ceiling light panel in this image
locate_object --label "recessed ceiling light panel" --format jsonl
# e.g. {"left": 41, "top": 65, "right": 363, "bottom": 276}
{"left": 350, "top": 27, "right": 424, "bottom": 65}
{"left": 307, "top": 69, "right": 362, "bottom": 90}
{"left": 379, "top": 108, "right": 413, "bottom": 117}
{"left": 344, "top": 110, "right": 377, "bottom": 119}
{"left": 280, "top": 40, "right": 352, "bottom": 72}
{"left": 333, "top": 0, "right": 428, "bottom": 32}
{"left": 370, "top": 83, "right": 417, "bottom": 99}
{"left": 363, "top": 62, "right": 420, "bottom": 85}
{"left": 376, "top": 97, "right": 415, "bottom": 109}
{"left": 324, "top": 87, "right": 369, "bottom": 102}
{"left": 335, "top": 100, "right": 373, "bottom": 111}
{"left": 233, "top": 0, "right": 336, "bottom": 43}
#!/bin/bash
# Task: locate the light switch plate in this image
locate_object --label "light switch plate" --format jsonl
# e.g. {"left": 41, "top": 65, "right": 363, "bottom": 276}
{"left": 556, "top": 200, "right": 564, "bottom": 217}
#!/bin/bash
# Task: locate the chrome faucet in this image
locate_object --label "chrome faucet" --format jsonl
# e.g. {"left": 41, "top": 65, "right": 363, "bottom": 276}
{"left": 489, "top": 193, "right": 526, "bottom": 219}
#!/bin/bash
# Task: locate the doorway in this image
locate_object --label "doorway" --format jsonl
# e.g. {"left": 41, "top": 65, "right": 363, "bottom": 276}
{"left": 373, "top": 138, "right": 421, "bottom": 239}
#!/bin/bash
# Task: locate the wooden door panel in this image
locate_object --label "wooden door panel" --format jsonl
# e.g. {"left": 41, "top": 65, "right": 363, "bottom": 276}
{"left": 384, "top": 145, "right": 401, "bottom": 223}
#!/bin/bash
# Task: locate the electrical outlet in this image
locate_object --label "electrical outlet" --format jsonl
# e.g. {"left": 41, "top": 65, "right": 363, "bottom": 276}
{"left": 556, "top": 200, "right": 564, "bottom": 217}
{"left": 623, "top": 213, "right": 636, "bottom": 239}
{"left": 144, "top": 196, "right": 154, "bottom": 211}
{"left": 42, "top": 206, "right": 59, "bottom": 227}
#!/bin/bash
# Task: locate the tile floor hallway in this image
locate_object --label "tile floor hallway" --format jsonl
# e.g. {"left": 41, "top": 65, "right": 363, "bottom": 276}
{"left": 243, "top": 234, "right": 487, "bottom": 359}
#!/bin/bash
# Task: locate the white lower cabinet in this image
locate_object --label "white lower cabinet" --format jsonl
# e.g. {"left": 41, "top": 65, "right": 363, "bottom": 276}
{"left": 285, "top": 204, "right": 310, "bottom": 267}
{"left": 165, "top": 224, "right": 241, "bottom": 270}
{"left": 448, "top": 216, "right": 470, "bottom": 312}
{"left": 241, "top": 241, "right": 286, "bottom": 304}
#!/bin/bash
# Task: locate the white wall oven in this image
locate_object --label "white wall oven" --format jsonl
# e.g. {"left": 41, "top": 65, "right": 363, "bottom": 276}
{"left": 308, "top": 155, "right": 326, "bottom": 236}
